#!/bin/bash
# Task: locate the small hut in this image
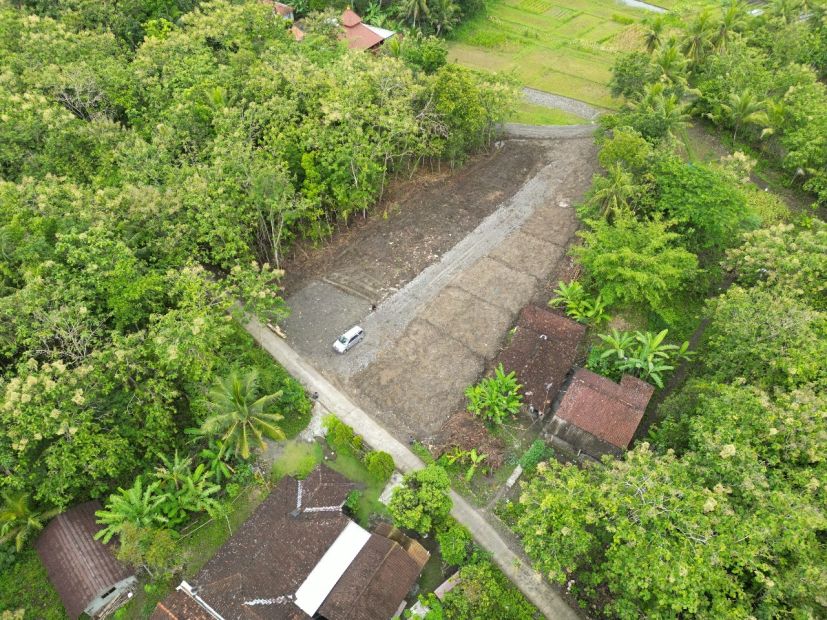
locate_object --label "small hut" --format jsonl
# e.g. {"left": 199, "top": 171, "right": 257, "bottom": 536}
{"left": 36, "top": 501, "right": 136, "bottom": 619}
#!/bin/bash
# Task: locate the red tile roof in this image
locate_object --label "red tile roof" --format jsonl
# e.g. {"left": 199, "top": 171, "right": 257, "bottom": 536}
{"left": 260, "top": 0, "right": 294, "bottom": 17}
{"left": 553, "top": 368, "right": 654, "bottom": 449}
{"left": 35, "top": 501, "right": 134, "bottom": 619}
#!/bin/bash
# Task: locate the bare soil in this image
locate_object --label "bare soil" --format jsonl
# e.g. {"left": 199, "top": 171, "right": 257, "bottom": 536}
{"left": 280, "top": 136, "right": 599, "bottom": 441}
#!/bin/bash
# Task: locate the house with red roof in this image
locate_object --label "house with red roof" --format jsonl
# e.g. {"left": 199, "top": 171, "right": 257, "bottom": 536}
{"left": 545, "top": 368, "right": 654, "bottom": 461}
{"left": 289, "top": 8, "right": 395, "bottom": 50}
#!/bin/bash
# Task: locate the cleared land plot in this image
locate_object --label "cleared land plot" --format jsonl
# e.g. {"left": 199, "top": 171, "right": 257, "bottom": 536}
{"left": 448, "top": 0, "right": 648, "bottom": 108}
{"left": 281, "top": 137, "right": 597, "bottom": 440}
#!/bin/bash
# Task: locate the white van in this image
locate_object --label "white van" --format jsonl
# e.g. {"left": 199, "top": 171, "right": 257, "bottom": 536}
{"left": 333, "top": 326, "right": 364, "bottom": 354}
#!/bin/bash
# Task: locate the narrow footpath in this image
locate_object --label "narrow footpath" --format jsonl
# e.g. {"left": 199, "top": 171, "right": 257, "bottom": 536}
{"left": 245, "top": 317, "right": 583, "bottom": 620}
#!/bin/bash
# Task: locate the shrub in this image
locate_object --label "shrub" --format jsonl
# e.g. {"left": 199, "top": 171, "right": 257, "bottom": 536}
{"left": 436, "top": 521, "right": 472, "bottom": 566}
{"left": 323, "top": 416, "right": 363, "bottom": 454}
{"left": 548, "top": 280, "right": 610, "bottom": 326}
{"left": 388, "top": 464, "right": 452, "bottom": 535}
{"left": 519, "top": 439, "right": 551, "bottom": 471}
{"left": 572, "top": 213, "right": 698, "bottom": 321}
{"left": 465, "top": 364, "right": 523, "bottom": 424}
{"left": 343, "top": 490, "right": 362, "bottom": 516}
{"left": 363, "top": 451, "right": 395, "bottom": 484}
{"left": 592, "top": 328, "right": 694, "bottom": 388}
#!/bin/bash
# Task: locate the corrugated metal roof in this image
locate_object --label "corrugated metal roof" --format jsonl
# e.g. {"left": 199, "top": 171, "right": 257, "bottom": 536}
{"left": 294, "top": 521, "right": 371, "bottom": 616}
{"left": 35, "top": 501, "right": 133, "bottom": 619}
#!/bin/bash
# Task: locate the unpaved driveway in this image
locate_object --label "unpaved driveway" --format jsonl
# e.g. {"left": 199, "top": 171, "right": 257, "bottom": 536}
{"left": 282, "top": 136, "right": 598, "bottom": 439}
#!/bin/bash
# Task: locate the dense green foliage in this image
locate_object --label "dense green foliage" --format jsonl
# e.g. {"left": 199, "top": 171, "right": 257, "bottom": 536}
{"left": 509, "top": 6, "right": 827, "bottom": 617}
{"left": 417, "top": 555, "right": 538, "bottom": 620}
{"left": 389, "top": 463, "right": 452, "bottom": 535}
{"left": 590, "top": 328, "right": 692, "bottom": 388}
{"left": 617, "top": 2, "right": 827, "bottom": 205}
{"left": 0, "top": 0, "right": 507, "bottom": 522}
{"left": 464, "top": 363, "right": 522, "bottom": 424}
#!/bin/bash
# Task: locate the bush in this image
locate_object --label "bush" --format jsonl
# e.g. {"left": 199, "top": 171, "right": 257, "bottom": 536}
{"left": 465, "top": 363, "right": 523, "bottom": 424}
{"left": 436, "top": 521, "right": 472, "bottom": 566}
{"left": 343, "top": 490, "right": 362, "bottom": 516}
{"left": 572, "top": 213, "right": 698, "bottom": 321}
{"left": 548, "top": 280, "right": 610, "bottom": 326}
{"left": 519, "top": 440, "right": 551, "bottom": 471}
{"left": 363, "top": 451, "right": 395, "bottom": 484}
{"left": 388, "top": 464, "right": 452, "bottom": 535}
{"left": 323, "top": 416, "right": 363, "bottom": 454}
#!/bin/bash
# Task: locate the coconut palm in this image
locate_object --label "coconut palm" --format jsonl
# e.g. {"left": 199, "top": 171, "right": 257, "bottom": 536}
{"left": 397, "top": 0, "right": 431, "bottom": 29}
{"left": 715, "top": 1, "right": 746, "bottom": 50}
{"left": 0, "top": 491, "right": 61, "bottom": 552}
{"left": 644, "top": 15, "right": 666, "bottom": 53}
{"left": 720, "top": 90, "right": 769, "bottom": 141}
{"left": 200, "top": 369, "right": 285, "bottom": 460}
{"left": 682, "top": 10, "right": 715, "bottom": 66}
{"left": 589, "top": 163, "right": 636, "bottom": 218}
{"left": 653, "top": 40, "right": 690, "bottom": 92}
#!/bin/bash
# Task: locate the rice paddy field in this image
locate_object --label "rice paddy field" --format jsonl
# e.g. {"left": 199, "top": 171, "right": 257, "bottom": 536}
{"left": 448, "top": 0, "right": 654, "bottom": 108}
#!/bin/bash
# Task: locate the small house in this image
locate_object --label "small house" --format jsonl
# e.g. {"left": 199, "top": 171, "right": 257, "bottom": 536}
{"left": 35, "top": 501, "right": 137, "bottom": 619}
{"left": 495, "top": 305, "right": 586, "bottom": 416}
{"left": 152, "top": 465, "right": 428, "bottom": 620}
{"left": 545, "top": 368, "right": 655, "bottom": 460}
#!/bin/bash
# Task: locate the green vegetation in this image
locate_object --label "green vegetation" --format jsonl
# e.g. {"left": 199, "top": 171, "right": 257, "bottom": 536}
{"left": 389, "top": 464, "right": 453, "bottom": 535}
{"left": 0, "top": 549, "right": 67, "bottom": 620}
{"left": 448, "top": 0, "right": 649, "bottom": 108}
{"left": 510, "top": 101, "right": 585, "bottom": 125}
{"left": 270, "top": 440, "right": 324, "bottom": 481}
{"left": 548, "top": 279, "right": 610, "bottom": 326}
{"left": 506, "top": 4, "right": 827, "bottom": 617}
{"left": 464, "top": 363, "right": 523, "bottom": 424}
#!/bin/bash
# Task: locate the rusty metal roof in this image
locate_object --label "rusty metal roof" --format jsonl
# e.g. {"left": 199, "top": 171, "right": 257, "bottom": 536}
{"left": 35, "top": 501, "right": 133, "bottom": 619}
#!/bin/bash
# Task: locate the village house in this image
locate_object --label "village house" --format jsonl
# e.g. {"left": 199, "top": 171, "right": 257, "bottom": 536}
{"left": 35, "top": 501, "right": 137, "bottom": 619}
{"left": 152, "top": 465, "right": 428, "bottom": 620}
{"left": 495, "top": 305, "right": 586, "bottom": 417}
{"left": 545, "top": 368, "right": 655, "bottom": 461}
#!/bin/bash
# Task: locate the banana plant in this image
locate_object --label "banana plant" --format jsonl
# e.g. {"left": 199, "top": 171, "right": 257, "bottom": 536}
{"left": 464, "top": 449, "right": 488, "bottom": 483}
{"left": 597, "top": 329, "right": 693, "bottom": 388}
{"left": 549, "top": 281, "right": 611, "bottom": 326}
{"left": 199, "top": 439, "right": 234, "bottom": 484}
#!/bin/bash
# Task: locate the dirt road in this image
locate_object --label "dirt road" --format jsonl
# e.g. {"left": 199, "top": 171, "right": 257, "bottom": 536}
{"left": 282, "top": 136, "right": 598, "bottom": 439}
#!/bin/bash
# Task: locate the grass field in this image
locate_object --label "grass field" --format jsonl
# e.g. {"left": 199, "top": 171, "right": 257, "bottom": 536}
{"left": 510, "top": 101, "right": 586, "bottom": 125}
{"left": 448, "top": 0, "right": 651, "bottom": 108}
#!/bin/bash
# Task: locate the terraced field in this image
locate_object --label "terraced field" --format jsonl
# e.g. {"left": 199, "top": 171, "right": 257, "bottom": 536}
{"left": 448, "top": 0, "right": 651, "bottom": 108}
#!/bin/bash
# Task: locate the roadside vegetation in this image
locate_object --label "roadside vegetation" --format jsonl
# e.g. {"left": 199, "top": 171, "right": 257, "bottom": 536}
{"left": 0, "top": 0, "right": 513, "bottom": 616}
{"left": 495, "top": 2, "right": 827, "bottom": 618}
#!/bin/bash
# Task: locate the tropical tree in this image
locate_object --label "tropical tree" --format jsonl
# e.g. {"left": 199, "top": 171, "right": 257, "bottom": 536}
{"left": 715, "top": 1, "right": 747, "bottom": 50}
{"left": 397, "top": 0, "right": 431, "bottom": 29}
{"left": 718, "top": 90, "right": 769, "bottom": 141}
{"left": 588, "top": 163, "right": 636, "bottom": 218}
{"left": 595, "top": 328, "right": 693, "bottom": 387}
{"left": 388, "top": 464, "right": 452, "bottom": 534}
{"left": 0, "top": 492, "right": 60, "bottom": 552}
{"left": 626, "top": 82, "right": 691, "bottom": 143}
{"left": 644, "top": 15, "right": 666, "bottom": 53}
{"left": 95, "top": 478, "right": 169, "bottom": 543}
{"left": 200, "top": 369, "right": 286, "bottom": 460}
{"left": 682, "top": 10, "right": 715, "bottom": 66}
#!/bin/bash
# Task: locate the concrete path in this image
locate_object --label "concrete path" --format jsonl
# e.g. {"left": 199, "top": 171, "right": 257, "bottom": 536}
{"left": 522, "top": 87, "right": 604, "bottom": 121}
{"left": 245, "top": 317, "right": 582, "bottom": 620}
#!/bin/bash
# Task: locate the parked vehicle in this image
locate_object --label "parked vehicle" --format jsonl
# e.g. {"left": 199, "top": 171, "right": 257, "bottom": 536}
{"left": 333, "top": 326, "right": 364, "bottom": 353}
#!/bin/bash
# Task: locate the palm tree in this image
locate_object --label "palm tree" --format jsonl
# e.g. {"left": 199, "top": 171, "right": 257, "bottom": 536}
{"left": 589, "top": 164, "right": 636, "bottom": 219}
{"left": 715, "top": 1, "right": 746, "bottom": 50}
{"left": 644, "top": 15, "right": 666, "bottom": 53}
{"left": 630, "top": 82, "right": 691, "bottom": 143}
{"left": 430, "top": 0, "right": 459, "bottom": 35}
{"left": 200, "top": 369, "right": 285, "bottom": 460}
{"left": 0, "top": 491, "right": 61, "bottom": 552}
{"left": 397, "top": 0, "right": 431, "bottom": 29}
{"left": 721, "top": 90, "right": 769, "bottom": 141}
{"left": 95, "top": 478, "right": 168, "bottom": 543}
{"left": 154, "top": 451, "right": 193, "bottom": 492}
{"left": 682, "top": 10, "right": 715, "bottom": 66}
{"left": 653, "top": 40, "right": 689, "bottom": 92}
